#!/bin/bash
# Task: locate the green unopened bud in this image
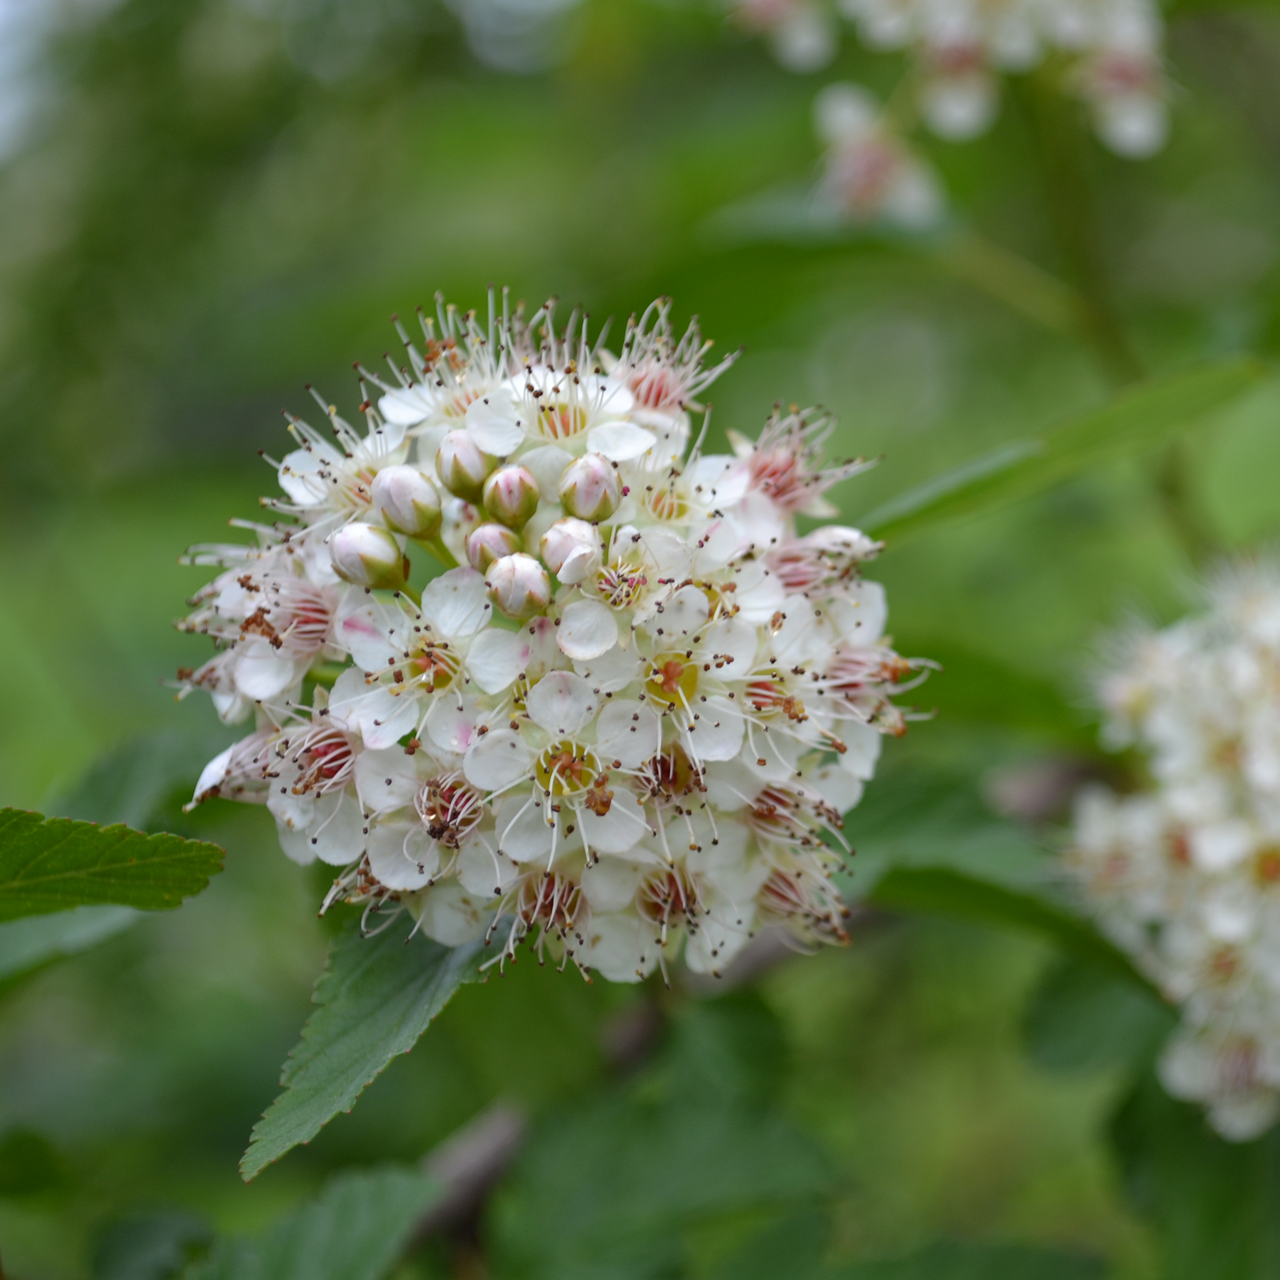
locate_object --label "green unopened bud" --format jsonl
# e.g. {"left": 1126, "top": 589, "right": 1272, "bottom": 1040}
{"left": 486, "top": 553, "right": 552, "bottom": 620}
{"left": 371, "top": 465, "right": 443, "bottom": 539}
{"left": 558, "top": 452, "right": 621, "bottom": 522}
{"left": 482, "top": 464, "right": 540, "bottom": 530}
{"left": 329, "top": 522, "right": 408, "bottom": 591}
{"left": 466, "top": 522, "right": 522, "bottom": 572}
{"left": 436, "top": 430, "right": 495, "bottom": 503}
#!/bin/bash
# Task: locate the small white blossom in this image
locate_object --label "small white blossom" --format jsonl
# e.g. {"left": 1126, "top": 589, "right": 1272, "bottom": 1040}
{"left": 179, "top": 289, "right": 929, "bottom": 981}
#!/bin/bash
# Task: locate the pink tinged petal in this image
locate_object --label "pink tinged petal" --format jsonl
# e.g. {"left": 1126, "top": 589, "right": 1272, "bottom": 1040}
{"left": 379, "top": 387, "right": 433, "bottom": 425}
{"left": 574, "top": 644, "right": 641, "bottom": 693}
{"left": 359, "top": 686, "right": 421, "bottom": 750}
{"left": 367, "top": 823, "right": 439, "bottom": 890}
{"left": 467, "top": 627, "right": 530, "bottom": 695}
{"left": 354, "top": 746, "right": 421, "bottom": 813}
{"left": 412, "top": 882, "right": 489, "bottom": 946}
{"left": 595, "top": 699, "right": 661, "bottom": 769}
{"left": 464, "top": 729, "right": 533, "bottom": 791}
{"left": 425, "top": 699, "right": 478, "bottom": 757}
{"left": 495, "top": 795, "right": 553, "bottom": 863}
{"left": 525, "top": 671, "right": 598, "bottom": 737}
{"left": 686, "top": 695, "right": 744, "bottom": 763}
{"left": 234, "top": 645, "right": 298, "bottom": 701}
{"left": 465, "top": 395, "right": 526, "bottom": 456}
{"left": 557, "top": 599, "right": 619, "bottom": 661}
{"left": 586, "top": 421, "right": 656, "bottom": 462}
{"left": 422, "top": 567, "right": 491, "bottom": 638}
{"left": 580, "top": 788, "right": 648, "bottom": 855}
{"left": 581, "top": 913, "right": 658, "bottom": 983}
{"left": 337, "top": 596, "right": 410, "bottom": 671}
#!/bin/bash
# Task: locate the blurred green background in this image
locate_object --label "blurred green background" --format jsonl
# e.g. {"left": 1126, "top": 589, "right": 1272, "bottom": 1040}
{"left": 3, "top": 1, "right": 1280, "bottom": 1276}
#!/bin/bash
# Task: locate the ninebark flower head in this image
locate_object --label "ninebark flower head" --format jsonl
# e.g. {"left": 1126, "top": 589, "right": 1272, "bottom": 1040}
{"left": 178, "top": 289, "right": 930, "bottom": 983}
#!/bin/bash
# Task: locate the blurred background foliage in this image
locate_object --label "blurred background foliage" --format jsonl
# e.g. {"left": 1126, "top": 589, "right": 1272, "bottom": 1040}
{"left": 3, "top": 0, "right": 1280, "bottom": 1276}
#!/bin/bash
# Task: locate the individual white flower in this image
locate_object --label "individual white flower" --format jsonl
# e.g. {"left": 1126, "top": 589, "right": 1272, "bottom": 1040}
{"left": 181, "top": 290, "right": 927, "bottom": 982}
{"left": 814, "top": 83, "right": 945, "bottom": 229}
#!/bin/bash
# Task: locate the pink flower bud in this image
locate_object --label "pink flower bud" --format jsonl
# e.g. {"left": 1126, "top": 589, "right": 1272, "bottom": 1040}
{"left": 486, "top": 553, "right": 552, "bottom": 620}
{"left": 540, "top": 518, "right": 603, "bottom": 585}
{"left": 558, "top": 452, "right": 621, "bottom": 522}
{"left": 482, "top": 464, "right": 541, "bottom": 530}
{"left": 466, "top": 522, "right": 522, "bottom": 572}
{"left": 436, "top": 430, "right": 495, "bottom": 502}
{"left": 329, "top": 522, "right": 408, "bottom": 590}
{"left": 371, "top": 465, "right": 443, "bottom": 539}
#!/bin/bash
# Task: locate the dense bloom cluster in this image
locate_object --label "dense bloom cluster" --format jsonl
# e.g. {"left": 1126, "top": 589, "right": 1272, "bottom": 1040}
{"left": 730, "top": 0, "right": 1169, "bottom": 228}
{"left": 179, "top": 292, "right": 927, "bottom": 982}
{"left": 1069, "top": 563, "right": 1280, "bottom": 1139}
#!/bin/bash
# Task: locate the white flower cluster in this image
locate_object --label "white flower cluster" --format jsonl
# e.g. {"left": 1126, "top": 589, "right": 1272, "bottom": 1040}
{"left": 1069, "top": 563, "right": 1280, "bottom": 1139}
{"left": 729, "top": 0, "right": 1169, "bottom": 228}
{"left": 179, "top": 293, "right": 927, "bottom": 982}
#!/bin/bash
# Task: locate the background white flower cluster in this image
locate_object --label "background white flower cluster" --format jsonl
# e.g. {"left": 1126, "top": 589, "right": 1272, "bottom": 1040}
{"left": 732, "top": 0, "right": 1169, "bottom": 228}
{"left": 1070, "top": 563, "right": 1280, "bottom": 1139}
{"left": 179, "top": 293, "right": 926, "bottom": 982}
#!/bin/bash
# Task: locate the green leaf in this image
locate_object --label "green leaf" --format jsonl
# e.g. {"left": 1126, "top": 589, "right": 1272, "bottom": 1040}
{"left": 186, "top": 1166, "right": 439, "bottom": 1280}
{"left": 861, "top": 358, "right": 1266, "bottom": 542}
{"left": 94, "top": 1213, "right": 212, "bottom": 1280}
{"left": 0, "top": 808, "right": 224, "bottom": 922}
{"left": 240, "top": 911, "right": 491, "bottom": 1180}
{"left": 1023, "top": 952, "right": 1176, "bottom": 1075}
{"left": 1111, "top": 1073, "right": 1280, "bottom": 1280}
{"left": 0, "top": 904, "right": 139, "bottom": 981}
{"left": 0, "top": 1126, "right": 71, "bottom": 1197}
{"left": 827, "top": 1242, "right": 1104, "bottom": 1280}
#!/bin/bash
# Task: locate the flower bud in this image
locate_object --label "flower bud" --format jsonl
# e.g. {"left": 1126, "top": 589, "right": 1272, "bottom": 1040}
{"left": 329, "top": 522, "right": 408, "bottom": 591}
{"left": 371, "top": 465, "right": 442, "bottom": 539}
{"left": 540, "top": 518, "right": 603, "bottom": 585}
{"left": 486, "top": 553, "right": 552, "bottom": 620}
{"left": 482, "top": 464, "right": 541, "bottom": 530}
{"left": 436, "top": 430, "right": 495, "bottom": 503}
{"left": 558, "top": 452, "right": 621, "bottom": 522}
{"left": 466, "top": 521, "right": 522, "bottom": 572}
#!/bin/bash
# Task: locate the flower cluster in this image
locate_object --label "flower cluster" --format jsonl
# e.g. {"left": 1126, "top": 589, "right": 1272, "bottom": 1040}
{"left": 179, "top": 292, "right": 928, "bottom": 982}
{"left": 1069, "top": 563, "right": 1280, "bottom": 1139}
{"left": 730, "top": 0, "right": 1169, "bottom": 228}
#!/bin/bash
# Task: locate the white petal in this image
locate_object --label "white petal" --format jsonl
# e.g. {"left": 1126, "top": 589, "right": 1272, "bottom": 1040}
{"left": 557, "top": 599, "right": 619, "bottom": 661}
{"left": 425, "top": 697, "right": 480, "bottom": 757}
{"left": 574, "top": 644, "right": 641, "bottom": 694}
{"left": 355, "top": 746, "right": 421, "bottom": 813}
{"left": 586, "top": 421, "right": 656, "bottom": 462}
{"left": 464, "top": 728, "right": 533, "bottom": 791}
{"left": 337, "top": 595, "right": 409, "bottom": 671}
{"left": 193, "top": 746, "right": 234, "bottom": 804}
{"left": 580, "top": 913, "right": 659, "bottom": 982}
{"left": 234, "top": 644, "right": 298, "bottom": 701}
{"left": 466, "top": 627, "right": 529, "bottom": 694}
{"left": 422, "top": 567, "right": 491, "bottom": 639}
{"left": 580, "top": 857, "right": 645, "bottom": 913}
{"left": 358, "top": 687, "right": 421, "bottom": 750}
{"left": 279, "top": 790, "right": 365, "bottom": 867}
{"left": 525, "top": 670, "right": 598, "bottom": 737}
{"left": 495, "top": 794, "right": 553, "bottom": 863}
{"left": 684, "top": 695, "right": 744, "bottom": 763}
{"left": 327, "top": 665, "right": 374, "bottom": 731}
{"left": 465, "top": 395, "right": 526, "bottom": 456}
{"left": 277, "top": 444, "right": 339, "bottom": 505}
{"left": 367, "top": 822, "right": 439, "bottom": 890}
{"left": 411, "top": 882, "right": 490, "bottom": 946}
{"left": 379, "top": 387, "right": 434, "bottom": 426}
{"left": 517, "top": 444, "right": 574, "bottom": 493}
{"left": 580, "top": 787, "right": 650, "bottom": 855}
{"left": 838, "top": 721, "right": 883, "bottom": 780}
{"left": 650, "top": 584, "right": 709, "bottom": 640}
{"left": 595, "top": 699, "right": 661, "bottom": 768}
{"left": 457, "top": 834, "right": 518, "bottom": 898}
{"left": 711, "top": 615, "right": 759, "bottom": 672}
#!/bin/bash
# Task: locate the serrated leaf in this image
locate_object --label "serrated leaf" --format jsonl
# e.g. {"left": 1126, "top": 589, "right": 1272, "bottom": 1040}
{"left": 0, "top": 809, "right": 224, "bottom": 922}
{"left": 1023, "top": 952, "right": 1176, "bottom": 1075}
{"left": 186, "top": 1166, "right": 439, "bottom": 1280}
{"left": 240, "top": 912, "right": 490, "bottom": 1180}
{"left": 0, "top": 905, "right": 139, "bottom": 981}
{"left": 1111, "top": 1073, "right": 1280, "bottom": 1280}
{"left": 861, "top": 358, "right": 1265, "bottom": 542}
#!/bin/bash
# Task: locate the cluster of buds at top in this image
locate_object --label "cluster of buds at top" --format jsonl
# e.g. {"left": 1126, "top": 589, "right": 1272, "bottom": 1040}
{"left": 178, "top": 289, "right": 930, "bottom": 984}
